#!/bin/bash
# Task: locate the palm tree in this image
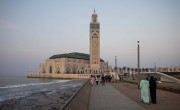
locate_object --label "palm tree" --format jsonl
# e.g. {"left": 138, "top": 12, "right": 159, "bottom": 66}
{"left": 127, "top": 67, "right": 130, "bottom": 78}
{"left": 130, "top": 68, "right": 135, "bottom": 80}
{"left": 123, "top": 67, "right": 126, "bottom": 74}
{"left": 135, "top": 68, "right": 138, "bottom": 78}
{"left": 145, "top": 68, "right": 149, "bottom": 72}
{"left": 119, "top": 68, "right": 122, "bottom": 74}
{"left": 140, "top": 68, "right": 142, "bottom": 72}
{"left": 142, "top": 68, "right": 145, "bottom": 72}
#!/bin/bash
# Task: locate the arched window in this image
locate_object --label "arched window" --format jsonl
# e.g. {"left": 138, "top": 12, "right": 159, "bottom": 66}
{"left": 42, "top": 68, "right": 46, "bottom": 73}
{"left": 72, "top": 67, "right": 76, "bottom": 74}
{"left": 49, "top": 66, "right": 52, "bottom": 73}
{"left": 56, "top": 66, "right": 60, "bottom": 74}
{"left": 66, "top": 66, "right": 70, "bottom": 74}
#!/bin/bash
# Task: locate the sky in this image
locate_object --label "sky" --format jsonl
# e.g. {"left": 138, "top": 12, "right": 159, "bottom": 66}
{"left": 0, "top": 0, "right": 180, "bottom": 76}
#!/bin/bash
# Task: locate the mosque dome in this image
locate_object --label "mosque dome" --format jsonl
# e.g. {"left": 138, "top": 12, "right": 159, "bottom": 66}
{"left": 49, "top": 52, "right": 104, "bottom": 62}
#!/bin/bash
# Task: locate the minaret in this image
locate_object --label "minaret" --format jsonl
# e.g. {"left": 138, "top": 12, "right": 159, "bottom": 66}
{"left": 90, "top": 9, "right": 100, "bottom": 73}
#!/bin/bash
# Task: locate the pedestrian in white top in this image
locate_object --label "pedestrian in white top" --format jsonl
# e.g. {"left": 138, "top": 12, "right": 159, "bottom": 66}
{"left": 95, "top": 76, "right": 99, "bottom": 85}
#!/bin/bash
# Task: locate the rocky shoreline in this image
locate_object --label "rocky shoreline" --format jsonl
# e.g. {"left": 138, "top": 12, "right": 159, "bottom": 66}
{"left": 0, "top": 80, "right": 86, "bottom": 110}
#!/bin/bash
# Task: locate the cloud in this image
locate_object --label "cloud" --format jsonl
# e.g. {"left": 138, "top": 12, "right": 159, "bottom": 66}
{"left": 0, "top": 19, "right": 18, "bottom": 29}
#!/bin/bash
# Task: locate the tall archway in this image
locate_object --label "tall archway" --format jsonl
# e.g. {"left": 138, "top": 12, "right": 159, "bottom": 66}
{"left": 42, "top": 68, "right": 46, "bottom": 73}
{"left": 66, "top": 66, "right": 71, "bottom": 74}
{"left": 72, "top": 67, "right": 77, "bottom": 74}
{"left": 72, "top": 64, "right": 77, "bottom": 74}
{"left": 56, "top": 66, "right": 60, "bottom": 74}
{"left": 49, "top": 66, "right": 52, "bottom": 73}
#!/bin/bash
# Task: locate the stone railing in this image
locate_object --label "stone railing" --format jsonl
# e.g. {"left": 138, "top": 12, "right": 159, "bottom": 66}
{"left": 27, "top": 73, "right": 91, "bottom": 79}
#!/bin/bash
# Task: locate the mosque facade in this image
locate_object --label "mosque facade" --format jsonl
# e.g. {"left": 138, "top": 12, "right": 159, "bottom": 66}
{"left": 39, "top": 10, "right": 112, "bottom": 74}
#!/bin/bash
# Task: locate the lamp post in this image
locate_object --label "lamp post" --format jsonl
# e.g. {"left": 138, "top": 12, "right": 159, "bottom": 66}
{"left": 115, "top": 56, "right": 117, "bottom": 82}
{"left": 154, "top": 63, "right": 156, "bottom": 73}
{"left": 107, "top": 61, "right": 109, "bottom": 74}
{"left": 115, "top": 56, "right": 117, "bottom": 71}
{"left": 137, "top": 41, "right": 140, "bottom": 88}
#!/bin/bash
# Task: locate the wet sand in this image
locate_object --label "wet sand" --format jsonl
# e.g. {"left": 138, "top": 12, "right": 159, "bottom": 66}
{"left": 0, "top": 80, "right": 86, "bottom": 110}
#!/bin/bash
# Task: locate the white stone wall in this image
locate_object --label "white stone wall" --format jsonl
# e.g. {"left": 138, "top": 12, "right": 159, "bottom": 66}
{"left": 39, "top": 57, "right": 110, "bottom": 74}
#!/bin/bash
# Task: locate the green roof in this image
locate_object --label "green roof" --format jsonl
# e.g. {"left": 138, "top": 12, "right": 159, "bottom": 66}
{"left": 49, "top": 52, "right": 104, "bottom": 62}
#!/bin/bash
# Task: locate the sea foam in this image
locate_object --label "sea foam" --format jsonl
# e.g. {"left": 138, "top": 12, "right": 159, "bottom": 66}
{"left": 0, "top": 80, "right": 70, "bottom": 89}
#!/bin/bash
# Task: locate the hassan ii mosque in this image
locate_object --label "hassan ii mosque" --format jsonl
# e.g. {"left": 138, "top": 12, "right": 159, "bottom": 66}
{"left": 39, "top": 10, "right": 112, "bottom": 75}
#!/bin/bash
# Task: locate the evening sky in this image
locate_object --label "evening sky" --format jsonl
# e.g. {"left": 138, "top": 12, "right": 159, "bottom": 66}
{"left": 0, "top": 0, "right": 180, "bottom": 75}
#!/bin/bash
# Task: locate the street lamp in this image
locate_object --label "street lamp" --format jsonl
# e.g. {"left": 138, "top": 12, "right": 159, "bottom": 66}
{"left": 154, "top": 63, "right": 156, "bottom": 73}
{"left": 107, "top": 61, "right": 109, "bottom": 74}
{"left": 115, "top": 56, "right": 117, "bottom": 71}
{"left": 137, "top": 41, "right": 140, "bottom": 88}
{"left": 115, "top": 56, "right": 117, "bottom": 82}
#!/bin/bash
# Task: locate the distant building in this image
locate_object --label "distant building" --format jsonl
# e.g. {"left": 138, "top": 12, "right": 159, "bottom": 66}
{"left": 39, "top": 10, "right": 112, "bottom": 74}
{"left": 39, "top": 52, "right": 110, "bottom": 74}
{"left": 117, "top": 67, "right": 150, "bottom": 74}
{"left": 148, "top": 68, "right": 155, "bottom": 72}
{"left": 157, "top": 67, "right": 180, "bottom": 72}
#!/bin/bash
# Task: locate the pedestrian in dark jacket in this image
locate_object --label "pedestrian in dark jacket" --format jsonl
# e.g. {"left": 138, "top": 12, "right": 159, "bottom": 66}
{"left": 101, "top": 74, "right": 105, "bottom": 85}
{"left": 149, "top": 76, "right": 156, "bottom": 104}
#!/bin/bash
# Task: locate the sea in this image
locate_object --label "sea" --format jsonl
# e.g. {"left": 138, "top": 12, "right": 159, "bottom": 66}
{"left": 0, "top": 74, "right": 85, "bottom": 102}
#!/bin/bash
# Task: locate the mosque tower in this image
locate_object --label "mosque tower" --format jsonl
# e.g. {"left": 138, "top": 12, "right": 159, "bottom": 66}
{"left": 90, "top": 9, "right": 100, "bottom": 72}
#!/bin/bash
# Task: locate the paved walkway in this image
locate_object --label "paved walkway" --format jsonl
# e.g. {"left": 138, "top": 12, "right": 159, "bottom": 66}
{"left": 123, "top": 77, "right": 180, "bottom": 89}
{"left": 88, "top": 83, "right": 145, "bottom": 110}
{"left": 111, "top": 82, "right": 180, "bottom": 110}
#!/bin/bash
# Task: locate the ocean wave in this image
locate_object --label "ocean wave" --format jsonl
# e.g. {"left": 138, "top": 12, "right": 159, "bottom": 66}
{"left": 0, "top": 80, "right": 70, "bottom": 89}
{"left": 0, "top": 80, "right": 84, "bottom": 102}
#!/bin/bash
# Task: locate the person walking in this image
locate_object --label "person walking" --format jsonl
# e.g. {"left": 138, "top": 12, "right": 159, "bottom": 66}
{"left": 111, "top": 75, "right": 114, "bottom": 83}
{"left": 95, "top": 76, "right": 99, "bottom": 85}
{"left": 101, "top": 74, "right": 105, "bottom": 85}
{"left": 149, "top": 76, "right": 156, "bottom": 104}
{"left": 140, "top": 76, "right": 150, "bottom": 104}
{"left": 105, "top": 75, "right": 108, "bottom": 82}
{"left": 91, "top": 75, "right": 95, "bottom": 86}
{"left": 108, "top": 75, "right": 111, "bottom": 82}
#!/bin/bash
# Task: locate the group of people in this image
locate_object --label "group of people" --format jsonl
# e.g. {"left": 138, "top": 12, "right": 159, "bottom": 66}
{"left": 90, "top": 74, "right": 115, "bottom": 86}
{"left": 140, "top": 76, "right": 157, "bottom": 104}
{"left": 90, "top": 74, "right": 157, "bottom": 104}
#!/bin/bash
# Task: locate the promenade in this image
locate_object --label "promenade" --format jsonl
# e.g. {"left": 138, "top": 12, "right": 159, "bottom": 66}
{"left": 64, "top": 79, "right": 180, "bottom": 110}
{"left": 111, "top": 81, "right": 180, "bottom": 110}
{"left": 88, "top": 83, "right": 145, "bottom": 110}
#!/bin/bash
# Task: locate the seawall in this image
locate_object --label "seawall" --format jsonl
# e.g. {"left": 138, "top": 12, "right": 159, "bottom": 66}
{"left": 27, "top": 73, "right": 91, "bottom": 79}
{"left": 59, "top": 80, "right": 91, "bottom": 110}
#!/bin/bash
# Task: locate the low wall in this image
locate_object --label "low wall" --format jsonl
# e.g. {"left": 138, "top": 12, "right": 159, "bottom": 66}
{"left": 27, "top": 73, "right": 52, "bottom": 78}
{"left": 63, "top": 80, "right": 91, "bottom": 110}
{"left": 157, "top": 72, "right": 180, "bottom": 83}
{"left": 27, "top": 73, "right": 91, "bottom": 79}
